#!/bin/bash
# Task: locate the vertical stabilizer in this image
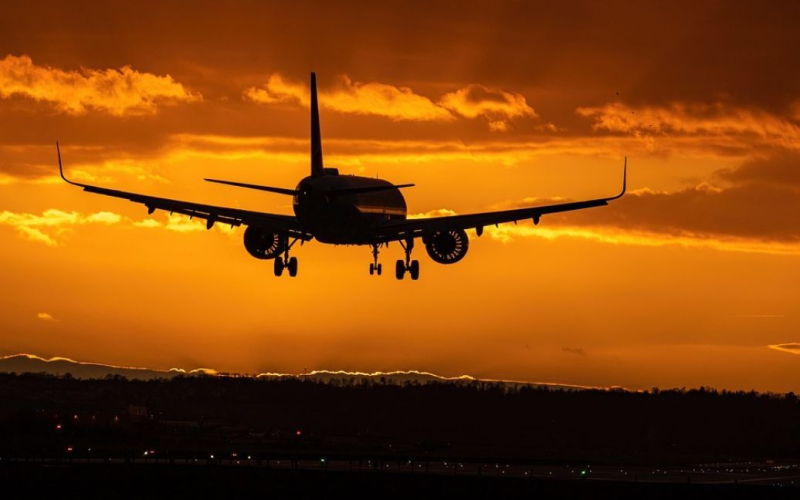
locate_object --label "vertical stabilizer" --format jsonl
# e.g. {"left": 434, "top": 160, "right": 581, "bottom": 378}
{"left": 310, "top": 72, "right": 323, "bottom": 176}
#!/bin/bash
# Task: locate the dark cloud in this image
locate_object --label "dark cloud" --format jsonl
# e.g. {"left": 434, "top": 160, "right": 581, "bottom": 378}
{"left": 2, "top": 1, "right": 799, "bottom": 113}
{"left": 543, "top": 151, "right": 800, "bottom": 243}
{"left": 719, "top": 152, "right": 800, "bottom": 187}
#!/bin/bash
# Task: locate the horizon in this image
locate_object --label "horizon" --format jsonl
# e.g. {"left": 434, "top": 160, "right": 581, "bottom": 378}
{"left": 1, "top": 1, "right": 800, "bottom": 393}
{"left": 2, "top": 351, "right": 796, "bottom": 395}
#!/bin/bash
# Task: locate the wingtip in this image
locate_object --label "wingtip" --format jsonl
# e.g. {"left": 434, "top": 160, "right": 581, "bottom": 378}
{"left": 622, "top": 156, "right": 627, "bottom": 191}
{"left": 56, "top": 141, "right": 79, "bottom": 186}
{"left": 605, "top": 156, "right": 627, "bottom": 201}
{"left": 56, "top": 141, "right": 65, "bottom": 180}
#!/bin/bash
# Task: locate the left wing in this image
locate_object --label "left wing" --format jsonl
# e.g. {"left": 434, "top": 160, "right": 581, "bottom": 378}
{"left": 57, "top": 143, "right": 311, "bottom": 240}
{"left": 374, "top": 158, "right": 626, "bottom": 242}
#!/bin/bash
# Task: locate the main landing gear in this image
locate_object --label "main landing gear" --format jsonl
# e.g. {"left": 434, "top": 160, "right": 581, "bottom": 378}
{"left": 369, "top": 243, "right": 383, "bottom": 276}
{"left": 274, "top": 238, "right": 299, "bottom": 277}
{"left": 396, "top": 238, "right": 419, "bottom": 281}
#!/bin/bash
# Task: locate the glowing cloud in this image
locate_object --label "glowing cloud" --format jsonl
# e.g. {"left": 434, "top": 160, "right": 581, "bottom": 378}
{"left": 409, "top": 208, "right": 459, "bottom": 219}
{"left": 576, "top": 102, "right": 800, "bottom": 150}
{"left": 133, "top": 214, "right": 236, "bottom": 234}
{"left": 245, "top": 74, "right": 452, "bottom": 121}
{"left": 242, "top": 73, "right": 307, "bottom": 105}
{"left": 768, "top": 343, "right": 800, "bottom": 355}
{"left": 484, "top": 223, "right": 800, "bottom": 256}
{"left": 244, "top": 74, "right": 536, "bottom": 128}
{"left": 325, "top": 76, "right": 454, "bottom": 121}
{"left": 439, "top": 84, "right": 537, "bottom": 130}
{"left": 37, "top": 312, "right": 56, "bottom": 321}
{"left": 0, "top": 209, "right": 123, "bottom": 246}
{"left": 0, "top": 54, "right": 200, "bottom": 115}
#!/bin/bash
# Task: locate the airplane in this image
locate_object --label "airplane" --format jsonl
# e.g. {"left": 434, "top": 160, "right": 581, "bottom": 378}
{"left": 57, "top": 72, "right": 626, "bottom": 280}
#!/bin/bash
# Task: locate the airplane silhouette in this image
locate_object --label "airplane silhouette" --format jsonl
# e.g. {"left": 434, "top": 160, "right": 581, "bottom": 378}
{"left": 58, "top": 73, "right": 626, "bottom": 280}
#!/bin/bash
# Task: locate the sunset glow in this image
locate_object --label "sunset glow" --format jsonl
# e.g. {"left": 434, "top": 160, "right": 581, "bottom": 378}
{"left": 1, "top": 2, "right": 798, "bottom": 392}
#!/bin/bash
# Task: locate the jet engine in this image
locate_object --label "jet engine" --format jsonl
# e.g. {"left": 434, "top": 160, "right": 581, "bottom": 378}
{"left": 424, "top": 229, "right": 469, "bottom": 264}
{"left": 243, "top": 226, "right": 286, "bottom": 259}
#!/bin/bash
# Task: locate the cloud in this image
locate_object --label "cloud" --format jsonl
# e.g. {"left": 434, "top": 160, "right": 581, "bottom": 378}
{"left": 0, "top": 208, "right": 239, "bottom": 246}
{"left": 245, "top": 74, "right": 452, "bottom": 121}
{"left": 481, "top": 150, "right": 800, "bottom": 253}
{"left": 792, "top": 101, "right": 800, "bottom": 121}
{"left": 0, "top": 54, "right": 200, "bottom": 116}
{"left": 562, "top": 347, "right": 586, "bottom": 356}
{"left": 135, "top": 214, "right": 235, "bottom": 234}
{"left": 244, "top": 74, "right": 537, "bottom": 129}
{"left": 439, "top": 84, "right": 537, "bottom": 131}
{"left": 408, "top": 208, "right": 459, "bottom": 219}
{"left": 549, "top": 182, "right": 800, "bottom": 243}
{"left": 326, "top": 76, "right": 454, "bottom": 122}
{"left": 485, "top": 223, "right": 800, "bottom": 256}
{"left": 0, "top": 209, "right": 123, "bottom": 246}
{"left": 36, "top": 312, "right": 56, "bottom": 321}
{"left": 166, "top": 133, "right": 650, "bottom": 170}
{"left": 576, "top": 102, "right": 800, "bottom": 151}
{"left": 719, "top": 151, "right": 800, "bottom": 187}
{"left": 242, "top": 73, "right": 307, "bottom": 105}
{"left": 132, "top": 219, "right": 162, "bottom": 229}
{"left": 768, "top": 343, "right": 800, "bottom": 355}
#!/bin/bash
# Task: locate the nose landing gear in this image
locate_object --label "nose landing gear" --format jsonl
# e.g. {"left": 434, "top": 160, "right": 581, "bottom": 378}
{"left": 396, "top": 238, "right": 419, "bottom": 280}
{"left": 369, "top": 243, "right": 383, "bottom": 275}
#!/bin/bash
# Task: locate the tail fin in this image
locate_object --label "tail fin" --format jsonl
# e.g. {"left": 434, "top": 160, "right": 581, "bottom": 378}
{"left": 310, "top": 72, "right": 323, "bottom": 176}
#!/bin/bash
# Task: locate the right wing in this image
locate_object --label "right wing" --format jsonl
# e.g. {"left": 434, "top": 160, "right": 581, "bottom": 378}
{"left": 57, "top": 143, "right": 312, "bottom": 240}
{"left": 374, "top": 158, "right": 627, "bottom": 242}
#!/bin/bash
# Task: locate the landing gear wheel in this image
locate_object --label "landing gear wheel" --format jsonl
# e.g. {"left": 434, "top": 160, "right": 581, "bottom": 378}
{"left": 395, "top": 260, "right": 406, "bottom": 280}
{"left": 369, "top": 243, "right": 383, "bottom": 277}
{"left": 274, "top": 256, "right": 284, "bottom": 277}
{"left": 287, "top": 256, "right": 298, "bottom": 277}
{"left": 409, "top": 260, "right": 420, "bottom": 280}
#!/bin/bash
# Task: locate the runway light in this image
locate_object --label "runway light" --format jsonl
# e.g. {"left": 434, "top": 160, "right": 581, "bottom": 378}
{"left": 296, "top": 430, "right": 302, "bottom": 436}
{"left": 56, "top": 424, "right": 62, "bottom": 430}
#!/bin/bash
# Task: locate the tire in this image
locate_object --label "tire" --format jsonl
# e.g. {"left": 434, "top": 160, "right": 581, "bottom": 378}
{"left": 369, "top": 263, "right": 375, "bottom": 275}
{"left": 409, "top": 260, "right": 420, "bottom": 280}
{"left": 377, "top": 263, "right": 382, "bottom": 276}
{"left": 274, "top": 256, "right": 284, "bottom": 277}
{"left": 287, "top": 256, "right": 298, "bottom": 277}
{"left": 395, "top": 260, "right": 405, "bottom": 280}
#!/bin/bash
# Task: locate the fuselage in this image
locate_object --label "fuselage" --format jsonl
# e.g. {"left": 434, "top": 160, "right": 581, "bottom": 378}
{"left": 293, "top": 172, "right": 407, "bottom": 244}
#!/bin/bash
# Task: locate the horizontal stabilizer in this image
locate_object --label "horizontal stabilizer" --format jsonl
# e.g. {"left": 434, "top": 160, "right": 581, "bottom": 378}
{"left": 206, "top": 178, "right": 414, "bottom": 197}
{"left": 329, "top": 183, "right": 415, "bottom": 197}
{"left": 204, "top": 178, "right": 298, "bottom": 196}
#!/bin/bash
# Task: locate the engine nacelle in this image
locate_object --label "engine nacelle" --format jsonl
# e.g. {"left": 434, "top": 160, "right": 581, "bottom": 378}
{"left": 424, "top": 229, "right": 469, "bottom": 264}
{"left": 243, "top": 227, "right": 286, "bottom": 260}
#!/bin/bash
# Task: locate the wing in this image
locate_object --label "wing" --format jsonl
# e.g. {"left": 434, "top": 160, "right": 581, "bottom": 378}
{"left": 375, "top": 158, "right": 627, "bottom": 242}
{"left": 57, "top": 143, "right": 311, "bottom": 240}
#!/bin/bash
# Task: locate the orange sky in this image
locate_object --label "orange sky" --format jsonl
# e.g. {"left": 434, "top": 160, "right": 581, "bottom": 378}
{"left": 1, "top": 1, "right": 799, "bottom": 391}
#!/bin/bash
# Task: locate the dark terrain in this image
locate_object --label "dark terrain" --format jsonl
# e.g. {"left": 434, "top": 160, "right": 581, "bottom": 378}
{"left": 1, "top": 372, "right": 798, "bottom": 498}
